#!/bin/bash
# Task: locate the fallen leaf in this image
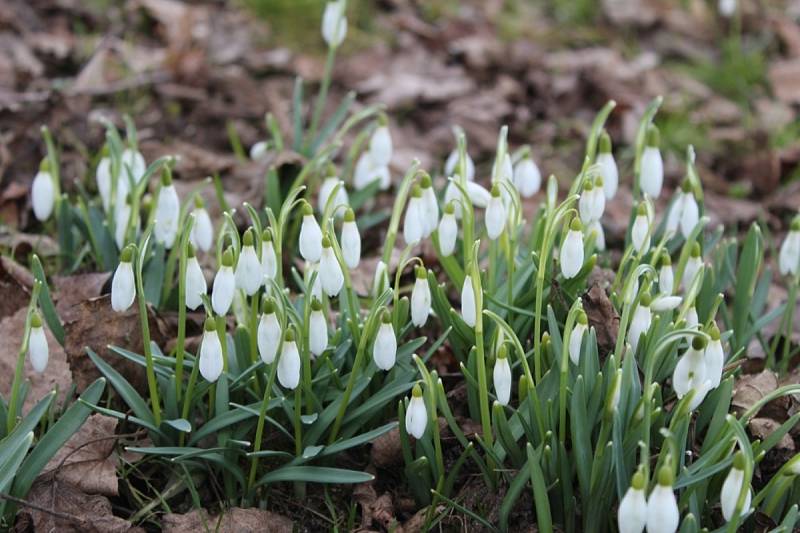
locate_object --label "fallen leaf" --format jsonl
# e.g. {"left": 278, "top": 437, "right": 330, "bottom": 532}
{"left": 161, "top": 507, "right": 293, "bottom": 533}
{"left": 732, "top": 370, "right": 792, "bottom": 422}
{"left": 0, "top": 256, "right": 32, "bottom": 321}
{"left": 769, "top": 59, "right": 800, "bottom": 104}
{"left": 583, "top": 281, "right": 620, "bottom": 356}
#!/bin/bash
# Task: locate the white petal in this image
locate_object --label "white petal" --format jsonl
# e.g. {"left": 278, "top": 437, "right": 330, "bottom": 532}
{"left": 665, "top": 194, "right": 683, "bottom": 237}
{"left": 411, "top": 278, "right": 431, "bottom": 327}
{"left": 199, "top": 331, "right": 223, "bottom": 382}
{"left": 513, "top": 159, "right": 541, "bottom": 198}
{"left": 651, "top": 295, "right": 682, "bottom": 312}
{"left": 278, "top": 340, "right": 301, "bottom": 389}
{"left": 588, "top": 220, "right": 605, "bottom": 251}
{"left": 560, "top": 230, "right": 584, "bottom": 279}
{"left": 318, "top": 177, "right": 349, "bottom": 213}
{"left": 705, "top": 339, "right": 724, "bottom": 388}
{"left": 372, "top": 261, "right": 388, "bottom": 297}
{"left": 403, "top": 198, "right": 424, "bottom": 245}
{"left": 320, "top": 247, "right": 344, "bottom": 297}
{"left": 115, "top": 203, "right": 133, "bottom": 250}
{"left": 685, "top": 307, "right": 699, "bottom": 329}
{"left": 493, "top": 357, "right": 512, "bottom": 405}
{"left": 461, "top": 275, "right": 476, "bottom": 327}
{"left": 235, "top": 245, "right": 262, "bottom": 296}
{"left": 617, "top": 487, "right": 647, "bottom": 533}
{"left": 438, "top": 214, "right": 458, "bottom": 257}
{"left": 569, "top": 324, "right": 586, "bottom": 365}
{"left": 631, "top": 215, "right": 650, "bottom": 254}
{"left": 321, "top": 0, "right": 347, "bottom": 46}
{"left": 485, "top": 196, "right": 506, "bottom": 240}
{"left": 423, "top": 187, "right": 439, "bottom": 237}
{"left": 250, "top": 141, "right": 268, "bottom": 160}
{"left": 680, "top": 196, "right": 699, "bottom": 238}
{"left": 341, "top": 221, "right": 361, "bottom": 269}
{"left": 645, "top": 485, "right": 680, "bottom": 533}
{"left": 591, "top": 187, "right": 606, "bottom": 221}
{"left": 373, "top": 323, "right": 397, "bottom": 370}
{"left": 97, "top": 158, "right": 112, "bottom": 212}
{"left": 718, "top": 0, "right": 736, "bottom": 17}
{"left": 597, "top": 153, "right": 618, "bottom": 199}
{"left": 111, "top": 261, "right": 136, "bottom": 312}
{"left": 29, "top": 326, "right": 49, "bottom": 373}
{"left": 369, "top": 126, "right": 392, "bottom": 167}
{"left": 682, "top": 258, "right": 702, "bottom": 291}
{"left": 261, "top": 241, "right": 278, "bottom": 282}
{"left": 154, "top": 185, "right": 180, "bottom": 248}
{"left": 185, "top": 257, "right": 207, "bottom": 310}
{"left": 405, "top": 396, "right": 427, "bottom": 439}
{"left": 445, "top": 149, "right": 475, "bottom": 181}
{"left": 32, "top": 171, "right": 55, "bottom": 221}
{"left": 579, "top": 192, "right": 594, "bottom": 224}
{"left": 673, "top": 346, "right": 706, "bottom": 399}
{"left": 779, "top": 231, "right": 800, "bottom": 276}
{"left": 721, "top": 467, "right": 751, "bottom": 521}
{"left": 309, "top": 310, "right": 328, "bottom": 356}
{"left": 121, "top": 149, "right": 146, "bottom": 184}
{"left": 659, "top": 265, "right": 674, "bottom": 295}
{"left": 191, "top": 208, "right": 214, "bottom": 252}
{"left": 299, "top": 215, "right": 323, "bottom": 262}
{"left": 212, "top": 266, "right": 235, "bottom": 315}
{"left": 628, "top": 305, "right": 651, "bottom": 354}
{"left": 257, "top": 313, "right": 281, "bottom": 364}
{"left": 353, "top": 152, "right": 376, "bottom": 190}
{"left": 640, "top": 146, "right": 663, "bottom": 198}
{"left": 466, "top": 181, "right": 491, "bottom": 208}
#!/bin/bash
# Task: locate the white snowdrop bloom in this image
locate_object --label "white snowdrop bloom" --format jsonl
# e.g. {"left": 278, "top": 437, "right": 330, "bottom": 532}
{"left": 96, "top": 149, "right": 112, "bottom": 212}
{"left": 369, "top": 124, "right": 392, "bottom": 167}
{"left": 319, "top": 237, "right": 344, "bottom": 297}
{"left": 249, "top": 140, "right": 268, "bottom": 160}
{"left": 154, "top": 175, "right": 180, "bottom": 249}
{"left": 569, "top": 311, "right": 588, "bottom": 365}
{"left": 31, "top": 162, "right": 55, "bottom": 222}
{"left": 673, "top": 336, "right": 709, "bottom": 406}
{"left": 420, "top": 176, "right": 439, "bottom": 237}
{"left": 618, "top": 472, "right": 647, "bottom": 533}
{"left": 114, "top": 197, "right": 133, "bottom": 250}
{"left": 721, "top": 452, "right": 752, "bottom": 522}
{"left": 309, "top": 299, "right": 328, "bottom": 357}
{"left": 260, "top": 230, "right": 278, "bottom": 283}
{"left": 778, "top": 217, "right": 800, "bottom": 276}
{"left": 588, "top": 220, "right": 605, "bottom": 251}
{"left": 211, "top": 250, "right": 236, "bottom": 315}
{"left": 373, "top": 312, "right": 397, "bottom": 371}
{"left": 28, "top": 312, "right": 49, "bottom": 373}
{"left": 185, "top": 245, "right": 207, "bottom": 311}
{"left": 341, "top": 209, "right": 361, "bottom": 269}
{"left": 443, "top": 180, "right": 491, "bottom": 219}
{"left": 403, "top": 185, "right": 425, "bottom": 245}
{"left": 257, "top": 300, "right": 281, "bottom": 364}
{"left": 199, "top": 319, "right": 224, "bottom": 383}
{"left": 685, "top": 306, "right": 699, "bottom": 329}
{"left": 461, "top": 274, "right": 477, "bottom": 327}
{"left": 665, "top": 180, "right": 699, "bottom": 239}
{"left": 651, "top": 295, "right": 682, "bottom": 312}
{"left": 353, "top": 152, "right": 390, "bottom": 191}
{"left": 640, "top": 126, "right": 663, "bottom": 199}
{"left": 496, "top": 152, "right": 513, "bottom": 183}
{"left": 405, "top": 384, "right": 427, "bottom": 439}
{"left": 111, "top": 246, "right": 136, "bottom": 312}
{"left": 631, "top": 203, "right": 651, "bottom": 254}
{"left": 372, "top": 260, "right": 389, "bottom": 297}
{"left": 646, "top": 467, "right": 680, "bottom": 533}
{"left": 466, "top": 181, "right": 492, "bottom": 207}
{"left": 307, "top": 262, "right": 322, "bottom": 300}
{"left": 597, "top": 132, "right": 618, "bottom": 199}
{"left": 493, "top": 345, "right": 512, "bottom": 406}
{"left": 682, "top": 243, "right": 703, "bottom": 291}
{"left": 485, "top": 184, "right": 506, "bottom": 240}
{"left": 718, "top": 0, "right": 737, "bottom": 17}
{"left": 659, "top": 254, "right": 674, "bottom": 295}
{"left": 278, "top": 329, "right": 301, "bottom": 389}
{"left": 579, "top": 180, "right": 595, "bottom": 224}
{"left": 560, "top": 218, "right": 584, "bottom": 279}
{"left": 438, "top": 204, "right": 458, "bottom": 256}
{"left": 628, "top": 293, "right": 652, "bottom": 354}
{"left": 190, "top": 197, "right": 214, "bottom": 253}
{"left": 321, "top": 0, "right": 347, "bottom": 47}
{"left": 705, "top": 325, "right": 724, "bottom": 388}
{"left": 121, "top": 148, "right": 146, "bottom": 184}
{"left": 513, "top": 157, "right": 541, "bottom": 198}
{"left": 318, "top": 175, "right": 349, "bottom": 213}
{"left": 445, "top": 149, "right": 475, "bottom": 182}
{"left": 235, "top": 230, "right": 262, "bottom": 296}
{"left": 411, "top": 267, "right": 431, "bottom": 327}
{"left": 591, "top": 177, "right": 606, "bottom": 220}
{"left": 299, "top": 202, "right": 323, "bottom": 262}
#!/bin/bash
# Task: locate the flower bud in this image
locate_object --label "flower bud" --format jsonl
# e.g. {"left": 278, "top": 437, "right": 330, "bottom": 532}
{"left": 257, "top": 299, "right": 281, "bottom": 364}
{"left": 631, "top": 202, "right": 651, "bottom": 254}
{"left": 28, "top": 311, "right": 49, "bottom": 373}
{"left": 321, "top": 0, "right": 347, "bottom": 47}
{"left": 659, "top": 253, "right": 674, "bottom": 295}
{"left": 420, "top": 175, "right": 439, "bottom": 237}
{"left": 319, "top": 237, "right": 344, "bottom": 297}
{"left": 185, "top": 245, "right": 207, "bottom": 310}
{"left": 199, "top": 319, "right": 223, "bottom": 382}
{"left": 121, "top": 148, "right": 146, "bottom": 184}
{"left": 597, "top": 132, "right": 619, "bottom": 199}
{"left": 513, "top": 157, "right": 541, "bottom": 198}
{"left": 486, "top": 183, "right": 506, "bottom": 240}
{"left": 278, "top": 328, "right": 301, "bottom": 389}
{"left": 260, "top": 229, "right": 277, "bottom": 283}
{"left": 673, "top": 336, "right": 710, "bottom": 410}
{"left": 445, "top": 149, "right": 475, "bottom": 182}
{"left": 705, "top": 325, "right": 724, "bottom": 388}
{"left": 190, "top": 197, "right": 214, "bottom": 253}
{"left": 309, "top": 299, "right": 328, "bottom": 357}
{"left": 560, "top": 218, "right": 584, "bottom": 279}
{"left": 569, "top": 311, "right": 588, "bottom": 365}
{"left": 341, "top": 209, "right": 361, "bottom": 269}
{"left": 645, "top": 466, "right": 679, "bottom": 533}
{"left": 493, "top": 345, "right": 512, "bottom": 405}
{"left": 404, "top": 185, "right": 425, "bottom": 245}
{"left": 212, "top": 249, "right": 235, "bottom": 315}
{"left": 372, "top": 260, "right": 389, "bottom": 297}
{"left": 31, "top": 161, "right": 56, "bottom": 222}
{"left": 154, "top": 172, "right": 180, "bottom": 248}
{"left": 721, "top": 451, "right": 751, "bottom": 522}
{"left": 461, "top": 274, "right": 477, "bottom": 327}
{"left": 411, "top": 266, "right": 431, "bottom": 327}
{"left": 405, "top": 384, "right": 427, "bottom": 439}
{"left": 628, "top": 292, "right": 652, "bottom": 354}
{"left": 588, "top": 219, "right": 605, "bottom": 251}
{"left": 373, "top": 311, "right": 397, "bottom": 370}
{"left": 112, "top": 247, "right": 136, "bottom": 312}
{"left": 299, "top": 202, "right": 323, "bottom": 262}
{"left": 618, "top": 471, "right": 647, "bottom": 533}
{"left": 369, "top": 124, "right": 393, "bottom": 167}
{"left": 318, "top": 175, "right": 349, "bottom": 213}
{"left": 778, "top": 216, "right": 800, "bottom": 276}
{"left": 235, "top": 229, "right": 262, "bottom": 296}
{"left": 682, "top": 243, "right": 703, "bottom": 291}
{"left": 640, "top": 126, "right": 663, "bottom": 199}
{"left": 96, "top": 152, "right": 112, "bottom": 212}
{"left": 438, "top": 204, "right": 458, "bottom": 256}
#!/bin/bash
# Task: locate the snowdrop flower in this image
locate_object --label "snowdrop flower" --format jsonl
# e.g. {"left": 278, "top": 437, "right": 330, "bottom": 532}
{"left": 321, "top": 0, "right": 347, "bottom": 47}
{"left": 309, "top": 298, "right": 328, "bottom": 357}
{"left": 403, "top": 185, "right": 425, "bottom": 245}
{"left": 319, "top": 236, "right": 344, "bottom": 297}
{"left": 718, "top": 0, "right": 737, "bottom": 17}
{"left": 640, "top": 125, "right": 663, "bottom": 199}
{"left": 185, "top": 244, "right": 207, "bottom": 310}
{"left": 212, "top": 249, "right": 235, "bottom": 315}
{"left": 235, "top": 229, "right": 262, "bottom": 296}
{"left": 569, "top": 310, "right": 588, "bottom": 365}
{"left": 578, "top": 180, "right": 597, "bottom": 224}
{"left": 28, "top": 311, "right": 49, "bottom": 373}
{"left": 493, "top": 345, "right": 512, "bottom": 405}
{"left": 591, "top": 176, "right": 606, "bottom": 220}
{"left": 445, "top": 149, "right": 475, "bottom": 182}
{"left": 199, "top": 318, "right": 223, "bottom": 383}
{"left": 646, "top": 466, "right": 680, "bottom": 533}
{"left": 114, "top": 195, "right": 133, "bottom": 250}
{"left": 560, "top": 218, "right": 584, "bottom": 279}
{"left": 628, "top": 292, "right": 652, "bottom": 354}
{"left": 705, "top": 325, "right": 724, "bottom": 388}
{"left": 682, "top": 243, "right": 703, "bottom": 291}
{"left": 121, "top": 148, "right": 146, "bottom": 184}
{"left": 32, "top": 159, "right": 56, "bottom": 222}
{"left": 299, "top": 201, "right": 323, "bottom": 262}
{"left": 318, "top": 171, "right": 349, "bottom": 213}
{"left": 618, "top": 471, "right": 647, "bottom": 533}
{"left": 257, "top": 299, "right": 281, "bottom": 364}
{"left": 341, "top": 208, "right": 361, "bottom": 269}
{"left": 154, "top": 171, "right": 180, "bottom": 248}
{"left": 444, "top": 180, "right": 492, "bottom": 219}
{"left": 372, "top": 260, "right": 389, "bottom": 297}
{"left": 411, "top": 266, "right": 431, "bottom": 327}
{"left": 111, "top": 245, "right": 136, "bottom": 312}
{"left": 369, "top": 122, "right": 392, "bottom": 167}
{"left": 405, "top": 384, "right": 427, "bottom": 439}
{"left": 461, "top": 274, "right": 477, "bottom": 327}
{"left": 250, "top": 140, "right": 268, "bottom": 160}
{"left": 420, "top": 175, "right": 439, "bottom": 237}
{"left": 278, "top": 329, "right": 301, "bottom": 389}
{"left": 190, "top": 195, "right": 213, "bottom": 253}
{"left": 96, "top": 146, "right": 112, "bottom": 212}
{"left": 485, "top": 183, "right": 506, "bottom": 240}
{"left": 353, "top": 152, "right": 390, "bottom": 190}
{"left": 373, "top": 311, "right": 397, "bottom": 370}
{"left": 260, "top": 229, "right": 277, "bottom": 283}
{"left": 513, "top": 156, "right": 541, "bottom": 198}
{"left": 659, "top": 253, "right": 674, "bottom": 295}
{"left": 588, "top": 220, "right": 605, "bottom": 251}
{"left": 665, "top": 180, "right": 699, "bottom": 239}
{"left": 778, "top": 216, "right": 800, "bottom": 276}
{"left": 673, "top": 336, "right": 710, "bottom": 409}
{"left": 438, "top": 203, "right": 458, "bottom": 256}
{"left": 631, "top": 202, "right": 651, "bottom": 254}
{"left": 685, "top": 306, "right": 699, "bottom": 329}
{"left": 495, "top": 152, "right": 513, "bottom": 183}
{"left": 651, "top": 295, "right": 682, "bottom": 312}
{"left": 721, "top": 451, "right": 752, "bottom": 522}
{"left": 597, "top": 131, "right": 618, "bottom": 199}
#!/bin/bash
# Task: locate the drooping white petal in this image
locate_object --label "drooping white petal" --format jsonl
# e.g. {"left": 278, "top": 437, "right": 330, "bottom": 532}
{"left": 307, "top": 262, "right": 323, "bottom": 300}
{"left": 682, "top": 257, "right": 703, "bottom": 291}
{"left": 597, "top": 152, "right": 618, "bottom": 199}
{"left": 154, "top": 184, "right": 180, "bottom": 248}
{"left": 403, "top": 197, "right": 424, "bottom": 245}
{"left": 320, "top": 246, "right": 344, "bottom": 297}
{"left": 680, "top": 194, "right": 699, "bottom": 238}
{"left": 645, "top": 485, "right": 680, "bottom": 533}
{"left": 278, "top": 340, "right": 301, "bottom": 389}
{"left": 438, "top": 213, "right": 458, "bottom": 257}
{"left": 405, "top": 395, "right": 427, "bottom": 439}
{"left": 588, "top": 220, "right": 605, "bottom": 251}
{"left": 461, "top": 275, "right": 476, "bottom": 327}
{"left": 411, "top": 277, "right": 431, "bottom": 327}
{"left": 445, "top": 149, "right": 475, "bottom": 181}
{"left": 705, "top": 338, "right": 724, "bottom": 388}
{"left": 372, "top": 261, "right": 389, "bottom": 297}
{"left": 721, "top": 466, "right": 751, "bottom": 522}
{"left": 617, "top": 486, "right": 647, "bottom": 533}
{"left": 569, "top": 323, "right": 587, "bottom": 365}
{"left": 309, "top": 310, "right": 328, "bottom": 357}
{"left": 341, "top": 220, "right": 361, "bottom": 269}
{"left": 651, "top": 295, "right": 682, "bottom": 312}
{"left": 114, "top": 201, "right": 133, "bottom": 250}
{"left": 111, "top": 261, "right": 136, "bottom": 312}
{"left": 466, "top": 181, "right": 491, "bottom": 208}
{"left": 96, "top": 158, "right": 112, "bottom": 212}
{"left": 369, "top": 126, "right": 393, "bottom": 167}
{"left": 422, "top": 186, "right": 439, "bottom": 237}
{"left": 579, "top": 191, "right": 594, "bottom": 224}
{"left": 32, "top": 171, "right": 55, "bottom": 222}
{"left": 250, "top": 141, "right": 268, "bottom": 160}
{"left": 673, "top": 344, "right": 706, "bottom": 400}
{"left": 373, "top": 322, "right": 397, "bottom": 370}
{"left": 199, "top": 330, "right": 223, "bottom": 382}
{"left": 560, "top": 229, "right": 584, "bottom": 279}
{"left": 299, "top": 214, "right": 323, "bottom": 262}
{"left": 485, "top": 195, "right": 506, "bottom": 240}
{"left": 685, "top": 307, "right": 699, "bottom": 329}
{"left": 235, "top": 245, "right": 262, "bottom": 296}
{"left": 591, "top": 186, "right": 606, "bottom": 221}
{"left": 318, "top": 177, "right": 349, "bottom": 213}
{"left": 121, "top": 148, "right": 146, "bottom": 184}
{"left": 628, "top": 304, "right": 652, "bottom": 354}
{"left": 185, "top": 257, "right": 207, "bottom": 310}
{"left": 191, "top": 207, "right": 214, "bottom": 252}
{"left": 640, "top": 146, "right": 663, "bottom": 198}
{"left": 29, "top": 326, "right": 49, "bottom": 373}
{"left": 211, "top": 266, "right": 235, "bottom": 315}
{"left": 665, "top": 194, "right": 684, "bottom": 237}
{"left": 493, "top": 356, "right": 512, "bottom": 405}
{"left": 779, "top": 230, "right": 800, "bottom": 276}
{"left": 257, "top": 313, "right": 281, "bottom": 364}
{"left": 261, "top": 240, "right": 278, "bottom": 282}
{"left": 321, "top": 0, "right": 347, "bottom": 47}
{"left": 631, "top": 215, "right": 650, "bottom": 254}
{"left": 659, "top": 265, "right": 674, "bottom": 295}
{"left": 513, "top": 158, "right": 541, "bottom": 198}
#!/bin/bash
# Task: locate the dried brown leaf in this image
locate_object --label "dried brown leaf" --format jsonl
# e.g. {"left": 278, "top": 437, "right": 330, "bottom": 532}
{"left": 162, "top": 507, "right": 293, "bottom": 533}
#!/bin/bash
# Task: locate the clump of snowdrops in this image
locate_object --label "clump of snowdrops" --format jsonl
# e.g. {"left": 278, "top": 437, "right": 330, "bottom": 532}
{"left": 16, "top": 1, "right": 800, "bottom": 530}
